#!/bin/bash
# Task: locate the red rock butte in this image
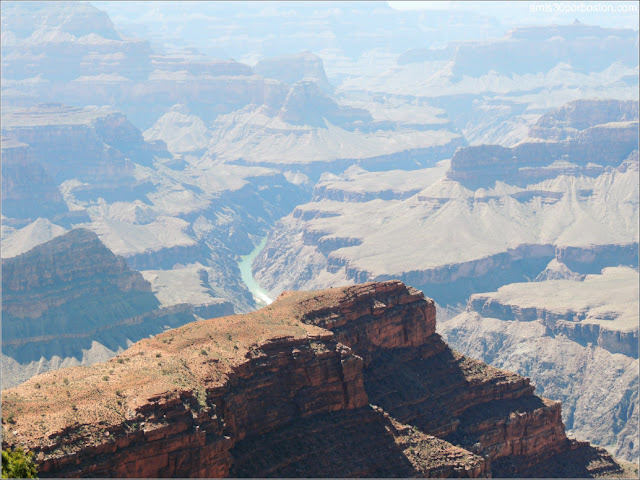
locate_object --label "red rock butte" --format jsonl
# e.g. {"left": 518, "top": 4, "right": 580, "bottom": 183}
{"left": 1, "top": 280, "right": 633, "bottom": 478}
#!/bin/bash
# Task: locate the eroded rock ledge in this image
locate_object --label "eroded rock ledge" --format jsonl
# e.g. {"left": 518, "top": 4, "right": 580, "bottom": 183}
{"left": 1, "top": 281, "right": 630, "bottom": 478}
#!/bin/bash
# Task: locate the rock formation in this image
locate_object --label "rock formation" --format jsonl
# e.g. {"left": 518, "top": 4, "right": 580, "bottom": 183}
{"left": 1, "top": 281, "right": 632, "bottom": 478}
{"left": 1, "top": 137, "right": 69, "bottom": 220}
{"left": 1, "top": 228, "right": 231, "bottom": 389}
{"left": 439, "top": 268, "right": 639, "bottom": 462}
{"left": 1, "top": 104, "right": 159, "bottom": 215}
{"left": 254, "top": 51, "right": 333, "bottom": 93}
{"left": 447, "top": 100, "right": 639, "bottom": 188}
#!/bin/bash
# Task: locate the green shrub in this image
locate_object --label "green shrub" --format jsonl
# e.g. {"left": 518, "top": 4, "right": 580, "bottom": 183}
{"left": 1, "top": 447, "right": 38, "bottom": 478}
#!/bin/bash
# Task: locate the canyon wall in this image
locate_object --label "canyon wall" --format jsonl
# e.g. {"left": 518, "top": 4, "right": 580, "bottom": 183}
{"left": 440, "top": 268, "right": 639, "bottom": 462}
{"left": 2, "top": 281, "right": 630, "bottom": 478}
{"left": 1, "top": 228, "right": 230, "bottom": 389}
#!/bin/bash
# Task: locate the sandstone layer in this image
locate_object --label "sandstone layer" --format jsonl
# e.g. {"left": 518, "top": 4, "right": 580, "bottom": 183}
{"left": 1, "top": 281, "right": 630, "bottom": 478}
{"left": 439, "top": 268, "right": 639, "bottom": 462}
{"left": 1, "top": 228, "right": 230, "bottom": 389}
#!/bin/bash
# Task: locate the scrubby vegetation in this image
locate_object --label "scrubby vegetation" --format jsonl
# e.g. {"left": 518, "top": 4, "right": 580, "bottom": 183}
{"left": 1, "top": 447, "right": 38, "bottom": 478}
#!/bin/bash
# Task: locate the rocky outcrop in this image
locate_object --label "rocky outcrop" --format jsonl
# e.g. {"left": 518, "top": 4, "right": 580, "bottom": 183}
{"left": 1, "top": 228, "right": 200, "bottom": 388}
{"left": 447, "top": 121, "right": 639, "bottom": 188}
{"left": 1, "top": 137, "right": 69, "bottom": 220}
{"left": 255, "top": 51, "right": 333, "bottom": 93}
{"left": 1, "top": 281, "right": 628, "bottom": 477}
{"left": 440, "top": 268, "right": 639, "bottom": 462}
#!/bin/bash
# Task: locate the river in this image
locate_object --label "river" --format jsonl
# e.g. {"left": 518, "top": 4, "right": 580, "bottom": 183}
{"left": 238, "top": 236, "right": 273, "bottom": 306}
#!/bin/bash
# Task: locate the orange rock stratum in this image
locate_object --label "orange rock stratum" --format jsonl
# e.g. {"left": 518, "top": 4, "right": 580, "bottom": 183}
{"left": 1, "top": 281, "right": 634, "bottom": 478}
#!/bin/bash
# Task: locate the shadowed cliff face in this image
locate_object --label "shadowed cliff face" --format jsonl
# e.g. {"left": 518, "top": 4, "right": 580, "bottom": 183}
{"left": 1, "top": 228, "right": 221, "bottom": 388}
{"left": 1, "top": 281, "right": 629, "bottom": 478}
{"left": 1, "top": 138, "right": 69, "bottom": 220}
{"left": 439, "top": 267, "right": 639, "bottom": 463}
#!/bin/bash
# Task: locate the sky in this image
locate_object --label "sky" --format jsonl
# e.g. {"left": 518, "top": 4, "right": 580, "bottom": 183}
{"left": 387, "top": 1, "right": 639, "bottom": 28}
{"left": 95, "top": 0, "right": 639, "bottom": 66}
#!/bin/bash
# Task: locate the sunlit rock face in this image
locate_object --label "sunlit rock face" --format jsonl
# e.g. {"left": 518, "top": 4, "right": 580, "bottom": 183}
{"left": 439, "top": 267, "right": 639, "bottom": 463}
{"left": 2, "top": 281, "right": 629, "bottom": 478}
{"left": 254, "top": 51, "right": 333, "bottom": 93}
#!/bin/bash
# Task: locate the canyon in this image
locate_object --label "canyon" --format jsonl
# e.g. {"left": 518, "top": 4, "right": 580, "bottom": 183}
{"left": 1, "top": 228, "right": 231, "bottom": 389}
{"left": 439, "top": 268, "right": 639, "bottom": 463}
{"left": 1, "top": 281, "right": 634, "bottom": 478}
{"left": 253, "top": 100, "right": 638, "bottom": 303}
{"left": 1, "top": 3, "right": 637, "bottom": 474}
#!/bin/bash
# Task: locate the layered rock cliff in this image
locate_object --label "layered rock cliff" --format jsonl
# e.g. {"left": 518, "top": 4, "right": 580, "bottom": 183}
{"left": 1, "top": 137, "right": 69, "bottom": 220}
{"left": 1, "top": 228, "right": 230, "bottom": 389}
{"left": 439, "top": 268, "right": 639, "bottom": 462}
{"left": 2, "top": 281, "right": 631, "bottom": 478}
{"left": 0, "top": 104, "right": 160, "bottom": 213}
{"left": 447, "top": 99, "right": 639, "bottom": 189}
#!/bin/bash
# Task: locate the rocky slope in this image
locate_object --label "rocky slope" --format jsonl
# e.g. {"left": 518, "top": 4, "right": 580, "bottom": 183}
{"left": 1, "top": 228, "right": 231, "bottom": 389}
{"left": 0, "top": 100, "right": 309, "bottom": 313}
{"left": 1, "top": 281, "right": 632, "bottom": 478}
{"left": 439, "top": 268, "right": 639, "bottom": 462}
{"left": 254, "top": 149, "right": 638, "bottom": 306}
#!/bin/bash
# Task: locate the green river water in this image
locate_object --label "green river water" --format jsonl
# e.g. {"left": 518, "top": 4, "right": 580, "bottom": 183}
{"left": 238, "top": 236, "right": 273, "bottom": 306}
